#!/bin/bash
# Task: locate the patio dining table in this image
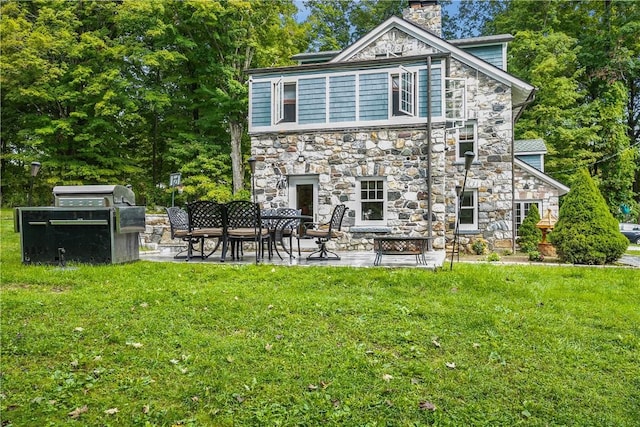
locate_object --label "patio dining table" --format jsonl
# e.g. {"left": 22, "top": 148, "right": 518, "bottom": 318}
{"left": 262, "top": 213, "right": 312, "bottom": 260}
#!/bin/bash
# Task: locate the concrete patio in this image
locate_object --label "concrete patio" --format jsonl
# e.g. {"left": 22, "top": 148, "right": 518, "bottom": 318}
{"left": 140, "top": 239, "right": 447, "bottom": 269}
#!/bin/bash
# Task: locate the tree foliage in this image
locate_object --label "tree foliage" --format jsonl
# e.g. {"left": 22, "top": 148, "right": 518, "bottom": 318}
{"left": 549, "top": 169, "right": 628, "bottom": 265}
{"left": 0, "top": 0, "right": 304, "bottom": 207}
{"left": 486, "top": 0, "right": 640, "bottom": 220}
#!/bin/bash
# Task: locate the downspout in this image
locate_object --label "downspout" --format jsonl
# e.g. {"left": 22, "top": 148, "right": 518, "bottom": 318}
{"left": 426, "top": 56, "right": 433, "bottom": 250}
{"left": 511, "top": 88, "right": 537, "bottom": 253}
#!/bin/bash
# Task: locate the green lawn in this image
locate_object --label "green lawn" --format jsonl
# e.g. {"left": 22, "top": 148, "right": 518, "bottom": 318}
{"left": 1, "top": 212, "right": 639, "bottom": 426}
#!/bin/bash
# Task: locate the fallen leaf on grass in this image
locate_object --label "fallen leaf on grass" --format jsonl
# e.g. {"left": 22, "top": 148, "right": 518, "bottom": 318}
{"left": 73, "top": 327, "right": 84, "bottom": 332}
{"left": 382, "top": 374, "right": 394, "bottom": 382}
{"left": 419, "top": 401, "right": 437, "bottom": 411}
{"left": 191, "top": 396, "right": 199, "bottom": 402}
{"left": 226, "top": 356, "right": 234, "bottom": 363}
{"left": 126, "top": 341, "right": 143, "bottom": 348}
{"left": 307, "top": 384, "right": 318, "bottom": 391}
{"left": 68, "top": 405, "right": 88, "bottom": 418}
{"left": 104, "top": 407, "right": 119, "bottom": 415}
{"left": 445, "top": 362, "right": 456, "bottom": 369}
{"left": 142, "top": 405, "right": 150, "bottom": 414}
{"left": 265, "top": 343, "right": 273, "bottom": 352}
{"left": 432, "top": 339, "right": 441, "bottom": 348}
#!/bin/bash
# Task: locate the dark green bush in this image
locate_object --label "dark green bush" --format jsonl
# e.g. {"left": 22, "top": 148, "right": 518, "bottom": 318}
{"left": 549, "top": 169, "right": 628, "bottom": 264}
{"left": 517, "top": 204, "right": 542, "bottom": 253}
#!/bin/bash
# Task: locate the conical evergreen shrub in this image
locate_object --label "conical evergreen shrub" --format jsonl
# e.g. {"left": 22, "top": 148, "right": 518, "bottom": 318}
{"left": 516, "top": 204, "right": 543, "bottom": 253}
{"left": 549, "top": 169, "right": 628, "bottom": 264}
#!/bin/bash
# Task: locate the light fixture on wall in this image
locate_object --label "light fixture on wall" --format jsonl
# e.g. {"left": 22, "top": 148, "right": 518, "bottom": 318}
{"left": 450, "top": 151, "right": 475, "bottom": 270}
{"left": 28, "top": 161, "right": 41, "bottom": 206}
{"left": 297, "top": 155, "right": 305, "bottom": 163}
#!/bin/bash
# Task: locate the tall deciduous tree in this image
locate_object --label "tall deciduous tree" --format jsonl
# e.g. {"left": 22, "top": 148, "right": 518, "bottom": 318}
{"left": 490, "top": 0, "right": 639, "bottom": 220}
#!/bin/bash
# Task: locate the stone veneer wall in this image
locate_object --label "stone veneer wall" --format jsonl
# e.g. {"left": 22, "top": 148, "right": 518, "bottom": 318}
{"left": 514, "top": 168, "right": 562, "bottom": 218}
{"left": 251, "top": 126, "right": 447, "bottom": 251}
{"left": 402, "top": 2, "right": 442, "bottom": 37}
{"left": 250, "top": 58, "right": 516, "bottom": 252}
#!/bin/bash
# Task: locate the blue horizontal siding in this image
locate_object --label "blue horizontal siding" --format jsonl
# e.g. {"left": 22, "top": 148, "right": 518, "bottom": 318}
{"left": 251, "top": 81, "right": 271, "bottom": 127}
{"left": 298, "top": 77, "right": 326, "bottom": 124}
{"left": 516, "top": 154, "right": 543, "bottom": 171}
{"left": 329, "top": 75, "right": 355, "bottom": 122}
{"left": 359, "top": 73, "right": 388, "bottom": 121}
{"left": 419, "top": 68, "right": 442, "bottom": 117}
{"left": 462, "top": 45, "right": 504, "bottom": 69}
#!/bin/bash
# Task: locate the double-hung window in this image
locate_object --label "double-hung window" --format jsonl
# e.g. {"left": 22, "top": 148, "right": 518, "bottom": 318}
{"left": 458, "top": 189, "right": 478, "bottom": 231}
{"left": 391, "top": 68, "right": 416, "bottom": 117}
{"left": 273, "top": 79, "right": 296, "bottom": 124}
{"left": 458, "top": 123, "right": 477, "bottom": 161}
{"left": 358, "top": 178, "right": 386, "bottom": 224}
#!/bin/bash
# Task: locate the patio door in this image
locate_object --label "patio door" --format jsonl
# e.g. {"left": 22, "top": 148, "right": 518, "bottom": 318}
{"left": 288, "top": 175, "right": 318, "bottom": 221}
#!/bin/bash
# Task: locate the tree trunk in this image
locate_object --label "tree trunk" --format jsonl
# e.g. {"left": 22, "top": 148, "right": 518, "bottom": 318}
{"left": 229, "top": 120, "right": 245, "bottom": 194}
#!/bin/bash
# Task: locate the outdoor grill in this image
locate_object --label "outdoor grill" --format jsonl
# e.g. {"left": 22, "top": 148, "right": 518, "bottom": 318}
{"left": 14, "top": 185, "right": 146, "bottom": 265}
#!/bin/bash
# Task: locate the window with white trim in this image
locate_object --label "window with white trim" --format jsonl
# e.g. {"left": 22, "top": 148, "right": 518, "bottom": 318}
{"left": 458, "top": 189, "right": 477, "bottom": 231}
{"left": 273, "top": 80, "right": 296, "bottom": 123}
{"left": 391, "top": 69, "right": 416, "bottom": 117}
{"left": 515, "top": 201, "right": 541, "bottom": 235}
{"left": 445, "top": 78, "right": 466, "bottom": 122}
{"left": 358, "top": 178, "right": 386, "bottom": 224}
{"left": 458, "top": 123, "right": 477, "bottom": 161}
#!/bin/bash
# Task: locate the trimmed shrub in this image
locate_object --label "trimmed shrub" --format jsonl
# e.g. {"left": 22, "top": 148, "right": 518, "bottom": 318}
{"left": 517, "top": 204, "right": 542, "bottom": 253}
{"left": 549, "top": 169, "right": 628, "bottom": 264}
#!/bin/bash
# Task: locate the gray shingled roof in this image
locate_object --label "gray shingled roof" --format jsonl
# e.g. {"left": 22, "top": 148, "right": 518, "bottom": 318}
{"left": 514, "top": 139, "right": 547, "bottom": 154}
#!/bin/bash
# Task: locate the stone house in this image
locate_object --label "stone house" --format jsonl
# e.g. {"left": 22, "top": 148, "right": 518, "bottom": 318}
{"left": 246, "top": 0, "right": 568, "bottom": 252}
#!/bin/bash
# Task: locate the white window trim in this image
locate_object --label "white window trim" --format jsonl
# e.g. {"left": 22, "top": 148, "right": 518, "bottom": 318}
{"left": 515, "top": 200, "right": 542, "bottom": 236}
{"left": 399, "top": 67, "right": 416, "bottom": 116}
{"left": 273, "top": 78, "right": 283, "bottom": 124}
{"left": 252, "top": 64, "right": 445, "bottom": 133}
{"left": 356, "top": 177, "right": 387, "bottom": 226}
{"left": 457, "top": 122, "right": 477, "bottom": 162}
{"left": 458, "top": 189, "right": 478, "bottom": 231}
{"left": 272, "top": 78, "right": 298, "bottom": 125}
{"left": 445, "top": 77, "right": 467, "bottom": 122}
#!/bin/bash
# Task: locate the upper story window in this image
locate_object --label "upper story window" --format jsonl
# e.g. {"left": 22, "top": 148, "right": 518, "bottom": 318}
{"left": 358, "top": 178, "right": 386, "bottom": 225}
{"left": 459, "top": 189, "right": 478, "bottom": 231}
{"left": 445, "top": 78, "right": 466, "bottom": 122}
{"left": 458, "top": 123, "right": 477, "bottom": 161}
{"left": 391, "top": 68, "right": 416, "bottom": 117}
{"left": 273, "top": 80, "right": 297, "bottom": 124}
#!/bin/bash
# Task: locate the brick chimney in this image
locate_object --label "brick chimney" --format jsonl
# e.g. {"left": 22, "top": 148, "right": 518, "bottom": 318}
{"left": 403, "top": 0, "right": 442, "bottom": 38}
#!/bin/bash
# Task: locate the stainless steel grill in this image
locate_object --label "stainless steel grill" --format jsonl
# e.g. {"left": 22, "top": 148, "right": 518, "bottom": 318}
{"left": 15, "top": 185, "right": 146, "bottom": 265}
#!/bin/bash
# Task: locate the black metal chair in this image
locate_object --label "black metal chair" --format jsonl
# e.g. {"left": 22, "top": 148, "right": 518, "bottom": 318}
{"left": 276, "top": 207, "right": 302, "bottom": 257}
{"left": 225, "top": 200, "right": 271, "bottom": 262}
{"left": 186, "top": 200, "right": 226, "bottom": 261}
{"left": 302, "top": 204, "right": 348, "bottom": 260}
{"left": 165, "top": 206, "right": 194, "bottom": 259}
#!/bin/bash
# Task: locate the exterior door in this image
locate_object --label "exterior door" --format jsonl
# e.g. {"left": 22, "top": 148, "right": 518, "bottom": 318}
{"left": 288, "top": 175, "right": 318, "bottom": 221}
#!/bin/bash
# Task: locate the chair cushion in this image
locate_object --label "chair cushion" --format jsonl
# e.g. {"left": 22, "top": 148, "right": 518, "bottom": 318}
{"left": 191, "top": 227, "right": 224, "bottom": 237}
{"left": 304, "top": 229, "right": 330, "bottom": 238}
{"left": 174, "top": 230, "right": 191, "bottom": 238}
{"left": 228, "top": 228, "right": 269, "bottom": 238}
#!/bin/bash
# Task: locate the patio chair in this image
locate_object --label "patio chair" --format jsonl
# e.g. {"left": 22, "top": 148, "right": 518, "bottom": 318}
{"left": 225, "top": 200, "right": 271, "bottom": 262}
{"left": 276, "top": 207, "right": 302, "bottom": 257}
{"left": 302, "top": 204, "right": 348, "bottom": 260}
{"left": 186, "top": 200, "right": 226, "bottom": 261}
{"left": 165, "top": 206, "right": 194, "bottom": 259}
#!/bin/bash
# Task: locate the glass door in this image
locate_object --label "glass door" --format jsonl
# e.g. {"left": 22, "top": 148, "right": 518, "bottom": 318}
{"left": 288, "top": 176, "right": 318, "bottom": 221}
